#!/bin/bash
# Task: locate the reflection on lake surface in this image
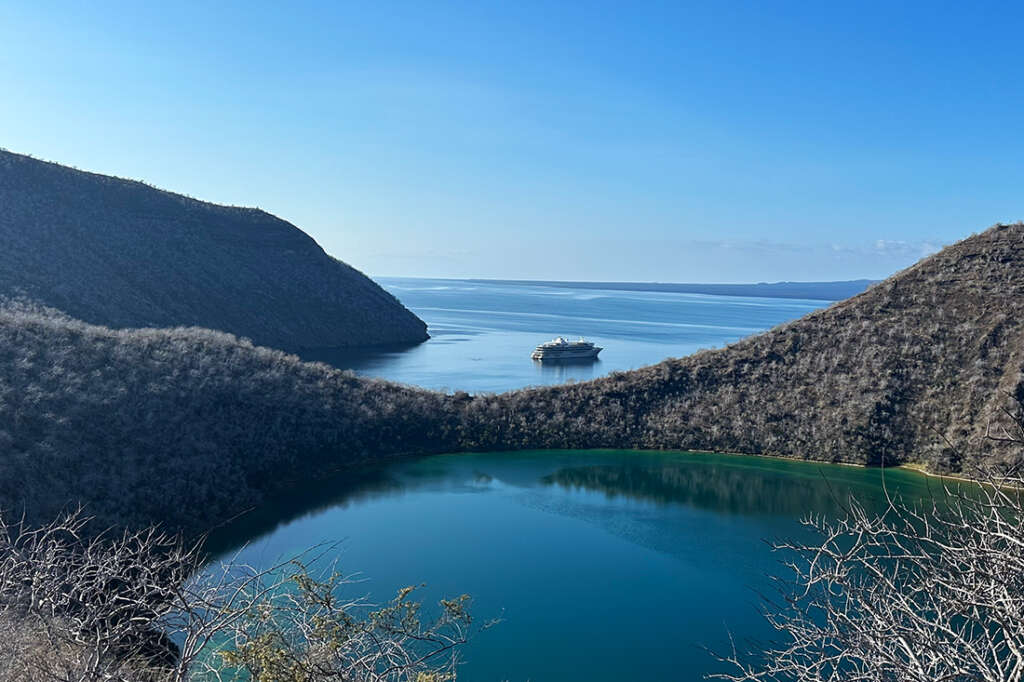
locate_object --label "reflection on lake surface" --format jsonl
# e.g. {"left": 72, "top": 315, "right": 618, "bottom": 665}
{"left": 207, "top": 450, "right": 942, "bottom": 682}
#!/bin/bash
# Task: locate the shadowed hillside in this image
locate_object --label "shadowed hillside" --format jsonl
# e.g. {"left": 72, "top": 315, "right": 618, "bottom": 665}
{"left": 0, "top": 304, "right": 458, "bottom": 535}
{"left": 0, "top": 150, "right": 427, "bottom": 350}
{"left": 460, "top": 223, "right": 1024, "bottom": 473}
{"left": 0, "top": 225, "right": 1022, "bottom": 538}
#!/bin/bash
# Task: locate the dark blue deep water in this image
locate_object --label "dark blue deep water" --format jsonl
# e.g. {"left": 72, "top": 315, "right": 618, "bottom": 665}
{"left": 207, "top": 280, "right": 928, "bottom": 681}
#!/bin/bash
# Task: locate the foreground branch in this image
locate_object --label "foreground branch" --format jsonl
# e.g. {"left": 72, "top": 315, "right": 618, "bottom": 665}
{"left": 0, "top": 510, "right": 479, "bottom": 681}
{"left": 711, "top": 473, "right": 1024, "bottom": 681}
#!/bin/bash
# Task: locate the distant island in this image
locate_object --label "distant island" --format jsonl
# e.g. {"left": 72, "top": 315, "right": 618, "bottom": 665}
{"left": 463, "top": 278, "right": 878, "bottom": 301}
{"left": 0, "top": 150, "right": 427, "bottom": 350}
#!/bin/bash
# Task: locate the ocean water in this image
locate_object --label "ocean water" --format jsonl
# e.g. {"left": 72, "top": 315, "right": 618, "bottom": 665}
{"left": 302, "top": 277, "right": 830, "bottom": 392}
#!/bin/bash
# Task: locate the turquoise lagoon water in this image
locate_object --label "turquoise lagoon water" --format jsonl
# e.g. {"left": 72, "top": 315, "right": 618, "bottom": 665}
{"left": 206, "top": 450, "right": 938, "bottom": 681}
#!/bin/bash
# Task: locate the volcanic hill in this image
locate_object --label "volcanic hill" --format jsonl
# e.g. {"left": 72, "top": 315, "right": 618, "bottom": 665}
{"left": 1, "top": 223, "right": 1022, "bottom": 537}
{"left": 0, "top": 150, "right": 427, "bottom": 350}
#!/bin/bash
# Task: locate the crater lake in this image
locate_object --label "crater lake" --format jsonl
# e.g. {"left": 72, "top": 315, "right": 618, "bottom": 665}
{"left": 203, "top": 278, "right": 933, "bottom": 681}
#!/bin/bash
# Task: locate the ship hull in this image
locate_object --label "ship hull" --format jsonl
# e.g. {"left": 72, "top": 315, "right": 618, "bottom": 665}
{"left": 531, "top": 347, "right": 602, "bottom": 361}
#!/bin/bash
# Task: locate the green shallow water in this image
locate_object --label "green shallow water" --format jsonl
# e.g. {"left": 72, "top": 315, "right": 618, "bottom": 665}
{"left": 205, "top": 450, "right": 949, "bottom": 681}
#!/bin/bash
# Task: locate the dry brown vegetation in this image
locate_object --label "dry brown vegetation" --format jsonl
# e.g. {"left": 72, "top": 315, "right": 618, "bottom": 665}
{"left": 462, "top": 223, "right": 1024, "bottom": 474}
{"left": 0, "top": 509, "right": 477, "bottom": 681}
{"left": 711, "top": 418, "right": 1024, "bottom": 682}
{"left": 1, "top": 224, "right": 1023, "bottom": 540}
{"left": 0, "top": 303, "right": 461, "bottom": 536}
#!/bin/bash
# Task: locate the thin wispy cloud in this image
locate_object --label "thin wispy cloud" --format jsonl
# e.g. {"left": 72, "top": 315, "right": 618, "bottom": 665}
{"left": 690, "top": 238, "right": 948, "bottom": 259}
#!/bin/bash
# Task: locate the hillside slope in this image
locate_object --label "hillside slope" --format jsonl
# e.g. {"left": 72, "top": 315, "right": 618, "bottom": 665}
{"left": 0, "top": 305, "right": 458, "bottom": 534}
{"left": 0, "top": 150, "right": 427, "bottom": 349}
{"left": 1, "top": 225, "right": 1022, "bottom": 538}
{"left": 461, "top": 224, "right": 1024, "bottom": 473}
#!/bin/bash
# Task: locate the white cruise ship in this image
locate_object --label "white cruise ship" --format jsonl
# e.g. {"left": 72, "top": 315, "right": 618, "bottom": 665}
{"left": 531, "top": 336, "right": 602, "bottom": 361}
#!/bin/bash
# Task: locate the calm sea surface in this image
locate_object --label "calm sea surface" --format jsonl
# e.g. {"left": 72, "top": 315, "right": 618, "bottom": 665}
{"left": 207, "top": 280, "right": 927, "bottom": 681}
{"left": 301, "top": 277, "right": 830, "bottom": 392}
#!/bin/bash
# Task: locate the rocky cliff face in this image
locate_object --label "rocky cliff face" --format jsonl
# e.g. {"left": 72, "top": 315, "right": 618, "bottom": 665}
{"left": 0, "top": 150, "right": 427, "bottom": 350}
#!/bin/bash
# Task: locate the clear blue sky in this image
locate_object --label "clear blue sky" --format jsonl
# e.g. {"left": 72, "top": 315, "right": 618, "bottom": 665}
{"left": 2, "top": 1, "right": 1021, "bottom": 282}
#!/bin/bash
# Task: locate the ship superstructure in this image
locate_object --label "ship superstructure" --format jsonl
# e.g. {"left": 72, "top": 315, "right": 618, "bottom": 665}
{"left": 531, "top": 336, "right": 602, "bottom": 360}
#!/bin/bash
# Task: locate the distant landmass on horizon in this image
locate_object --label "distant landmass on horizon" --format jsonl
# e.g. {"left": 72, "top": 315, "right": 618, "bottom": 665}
{"left": 454, "top": 278, "right": 878, "bottom": 301}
